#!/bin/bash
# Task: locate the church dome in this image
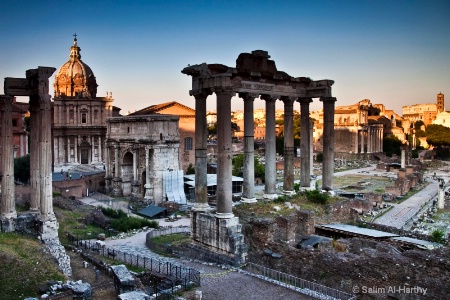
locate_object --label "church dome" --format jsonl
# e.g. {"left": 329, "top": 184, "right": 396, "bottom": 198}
{"left": 54, "top": 36, "right": 98, "bottom": 98}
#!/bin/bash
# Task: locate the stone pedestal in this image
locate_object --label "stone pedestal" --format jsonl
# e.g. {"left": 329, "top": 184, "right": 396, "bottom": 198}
{"left": 438, "top": 189, "right": 445, "bottom": 209}
{"left": 0, "top": 217, "right": 15, "bottom": 232}
{"left": 191, "top": 212, "right": 247, "bottom": 265}
{"left": 131, "top": 180, "right": 141, "bottom": 197}
{"left": 104, "top": 175, "right": 113, "bottom": 194}
{"left": 40, "top": 219, "right": 59, "bottom": 240}
{"left": 144, "top": 183, "right": 152, "bottom": 203}
{"left": 112, "top": 177, "right": 123, "bottom": 197}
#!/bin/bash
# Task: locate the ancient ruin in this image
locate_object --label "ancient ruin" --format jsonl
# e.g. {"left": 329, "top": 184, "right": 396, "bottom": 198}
{"left": 104, "top": 114, "right": 185, "bottom": 205}
{"left": 182, "top": 50, "right": 336, "bottom": 263}
{"left": 1, "top": 66, "right": 71, "bottom": 276}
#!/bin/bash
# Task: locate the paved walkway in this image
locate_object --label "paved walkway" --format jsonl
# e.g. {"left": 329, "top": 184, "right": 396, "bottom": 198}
{"left": 374, "top": 179, "right": 439, "bottom": 229}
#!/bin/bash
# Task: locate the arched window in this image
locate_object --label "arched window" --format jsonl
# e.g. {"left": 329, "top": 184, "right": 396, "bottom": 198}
{"left": 185, "top": 137, "right": 193, "bottom": 150}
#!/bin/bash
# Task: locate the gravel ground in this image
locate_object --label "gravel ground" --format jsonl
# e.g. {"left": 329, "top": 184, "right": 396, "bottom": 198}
{"left": 179, "top": 260, "right": 314, "bottom": 300}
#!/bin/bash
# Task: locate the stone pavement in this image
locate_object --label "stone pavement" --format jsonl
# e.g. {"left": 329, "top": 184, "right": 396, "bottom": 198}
{"left": 374, "top": 179, "right": 439, "bottom": 229}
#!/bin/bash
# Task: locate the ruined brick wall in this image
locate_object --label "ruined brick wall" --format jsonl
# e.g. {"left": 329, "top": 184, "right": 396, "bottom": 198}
{"left": 316, "top": 199, "right": 371, "bottom": 224}
{"left": 242, "top": 211, "right": 315, "bottom": 250}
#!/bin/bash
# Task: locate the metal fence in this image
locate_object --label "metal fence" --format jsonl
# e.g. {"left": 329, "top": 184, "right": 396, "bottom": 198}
{"left": 242, "top": 262, "right": 356, "bottom": 300}
{"left": 67, "top": 233, "right": 200, "bottom": 289}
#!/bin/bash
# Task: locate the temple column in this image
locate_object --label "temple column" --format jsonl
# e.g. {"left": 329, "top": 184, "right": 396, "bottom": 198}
{"left": 74, "top": 136, "right": 78, "bottom": 163}
{"left": 112, "top": 142, "right": 122, "bottom": 196}
{"left": 310, "top": 119, "right": 314, "bottom": 176}
{"left": 367, "top": 127, "right": 372, "bottom": 153}
{"left": 354, "top": 128, "right": 359, "bottom": 154}
{"left": 144, "top": 145, "right": 152, "bottom": 202}
{"left": 29, "top": 98, "right": 41, "bottom": 215}
{"left": 216, "top": 89, "right": 235, "bottom": 218}
{"left": 282, "top": 96, "right": 295, "bottom": 195}
{"left": 240, "top": 93, "right": 257, "bottom": 203}
{"left": 67, "top": 136, "right": 70, "bottom": 163}
{"left": 320, "top": 97, "right": 336, "bottom": 191}
{"left": 132, "top": 144, "right": 140, "bottom": 196}
{"left": 193, "top": 92, "right": 211, "bottom": 211}
{"left": 98, "top": 136, "right": 102, "bottom": 162}
{"left": 105, "top": 145, "right": 112, "bottom": 193}
{"left": 91, "top": 136, "right": 95, "bottom": 163}
{"left": 299, "top": 97, "right": 312, "bottom": 189}
{"left": 37, "top": 94, "right": 55, "bottom": 222}
{"left": 0, "top": 96, "right": 17, "bottom": 222}
{"left": 261, "top": 95, "right": 278, "bottom": 199}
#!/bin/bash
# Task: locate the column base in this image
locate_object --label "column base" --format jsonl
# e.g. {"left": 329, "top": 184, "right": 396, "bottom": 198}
{"left": 192, "top": 202, "right": 212, "bottom": 212}
{"left": 241, "top": 197, "right": 257, "bottom": 204}
{"left": 215, "top": 212, "right": 235, "bottom": 219}
{"left": 40, "top": 219, "right": 59, "bottom": 240}
{"left": 29, "top": 208, "right": 40, "bottom": 216}
{"left": 282, "top": 190, "right": 296, "bottom": 196}
{"left": 191, "top": 212, "right": 247, "bottom": 265}
{"left": 1, "top": 211, "right": 17, "bottom": 219}
{"left": 0, "top": 217, "right": 15, "bottom": 232}
{"left": 263, "top": 193, "right": 278, "bottom": 200}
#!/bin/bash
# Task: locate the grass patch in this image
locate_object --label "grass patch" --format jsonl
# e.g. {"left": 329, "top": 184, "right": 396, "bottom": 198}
{"left": 149, "top": 233, "right": 191, "bottom": 246}
{"left": 234, "top": 192, "right": 343, "bottom": 218}
{"left": 0, "top": 233, "right": 65, "bottom": 299}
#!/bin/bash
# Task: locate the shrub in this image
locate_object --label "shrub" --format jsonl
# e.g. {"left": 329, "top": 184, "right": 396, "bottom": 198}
{"left": 430, "top": 228, "right": 446, "bottom": 244}
{"left": 305, "top": 189, "right": 329, "bottom": 204}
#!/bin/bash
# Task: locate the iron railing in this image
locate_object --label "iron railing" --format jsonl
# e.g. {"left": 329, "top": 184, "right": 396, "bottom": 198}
{"left": 241, "top": 262, "right": 356, "bottom": 300}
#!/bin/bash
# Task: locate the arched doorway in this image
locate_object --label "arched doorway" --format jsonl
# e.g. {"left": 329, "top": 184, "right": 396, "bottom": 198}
{"left": 121, "top": 151, "right": 133, "bottom": 195}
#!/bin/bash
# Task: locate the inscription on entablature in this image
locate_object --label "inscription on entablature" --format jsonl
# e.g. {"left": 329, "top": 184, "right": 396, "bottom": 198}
{"left": 240, "top": 81, "right": 274, "bottom": 91}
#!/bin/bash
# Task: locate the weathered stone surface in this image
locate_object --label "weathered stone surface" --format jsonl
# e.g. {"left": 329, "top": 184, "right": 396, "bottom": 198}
{"left": 118, "top": 291, "right": 150, "bottom": 300}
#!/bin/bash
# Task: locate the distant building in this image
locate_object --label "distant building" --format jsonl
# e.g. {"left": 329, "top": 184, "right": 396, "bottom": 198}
{"left": 52, "top": 37, "right": 121, "bottom": 167}
{"left": 402, "top": 93, "right": 444, "bottom": 126}
{"left": 0, "top": 98, "right": 29, "bottom": 158}
{"left": 311, "top": 99, "right": 389, "bottom": 157}
{"left": 105, "top": 114, "right": 185, "bottom": 204}
{"left": 129, "top": 101, "right": 195, "bottom": 173}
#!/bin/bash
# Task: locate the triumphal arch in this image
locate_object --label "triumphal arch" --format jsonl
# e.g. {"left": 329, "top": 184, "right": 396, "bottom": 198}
{"left": 182, "top": 50, "right": 336, "bottom": 264}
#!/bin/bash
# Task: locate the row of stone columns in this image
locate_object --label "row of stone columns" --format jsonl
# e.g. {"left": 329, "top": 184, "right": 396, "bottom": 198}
{"left": 191, "top": 91, "right": 337, "bottom": 217}
{"left": 354, "top": 126, "right": 383, "bottom": 154}
{"left": 1, "top": 67, "right": 57, "bottom": 234}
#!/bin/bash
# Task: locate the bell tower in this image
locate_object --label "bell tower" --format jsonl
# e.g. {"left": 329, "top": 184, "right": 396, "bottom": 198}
{"left": 437, "top": 92, "right": 444, "bottom": 113}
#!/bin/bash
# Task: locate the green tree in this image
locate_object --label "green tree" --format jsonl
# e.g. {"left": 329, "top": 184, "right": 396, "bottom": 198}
{"left": 426, "top": 124, "right": 450, "bottom": 147}
{"left": 186, "top": 163, "right": 195, "bottom": 175}
{"left": 232, "top": 154, "right": 265, "bottom": 179}
{"left": 383, "top": 135, "right": 403, "bottom": 157}
{"left": 14, "top": 154, "right": 30, "bottom": 184}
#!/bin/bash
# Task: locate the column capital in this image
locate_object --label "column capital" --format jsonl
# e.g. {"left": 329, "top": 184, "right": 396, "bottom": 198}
{"left": 298, "top": 97, "right": 313, "bottom": 104}
{"left": 320, "top": 96, "right": 337, "bottom": 103}
{"left": 280, "top": 96, "right": 296, "bottom": 105}
{"left": 239, "top": 92, "right": 259, "bottom": 101}
{"left": 192, "top": 90, "right": 212, "bottom": 100}
{"left": 0, "top": 95, "right": 14, "bottom": 110}
{"left": 260, "top": 94, "right": 279, "bottom": 102}
{"left": 213, "top": 87, "right": 235, "bottom": 97}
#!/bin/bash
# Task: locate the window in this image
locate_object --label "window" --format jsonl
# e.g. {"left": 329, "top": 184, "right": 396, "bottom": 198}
{"left": 185, "top": 137, "right": 193, "bottom": 150}
{"left": 12, "top": 119, "right": 18, "bottom": 127}
{"left": 81, "top": 113, "right": 87, "bottom": 124}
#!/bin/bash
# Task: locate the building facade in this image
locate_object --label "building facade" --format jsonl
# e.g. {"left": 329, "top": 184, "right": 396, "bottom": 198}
{"left": 402, "top": 93, "right": 445, "bottom": 126}
{"left": 104, "top": 114, "right": 184, "bottom": 205}
{"left": 52, "top": 37, "right": 119, "bottom": 167}
{"left": 129, "top": 101, "right": 196, "bottom": 173}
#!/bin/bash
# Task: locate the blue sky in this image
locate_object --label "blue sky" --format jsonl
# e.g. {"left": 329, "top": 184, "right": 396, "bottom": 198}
{"left": 1, "top": 0, "right": 449, "bottom": 114}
